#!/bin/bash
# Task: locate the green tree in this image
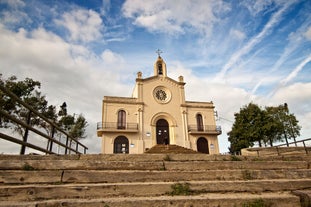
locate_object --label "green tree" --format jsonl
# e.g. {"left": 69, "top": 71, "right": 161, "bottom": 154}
{"left": 228, "top": 102, "right": 301, "bottom": 154}
{"left": 265, "top": 104, "right": 300, "bottom": 146}
{"left": 57, "top": 102, "right": 88, "bottom": 139}
{"left": 0, "top": 74, "right": 87, "bottom": 140}
{"left": 228, "top": 103, "right": 264, "bottom": 154}
{"left": 0, "top": 74, "right": 48, "bottom": 134}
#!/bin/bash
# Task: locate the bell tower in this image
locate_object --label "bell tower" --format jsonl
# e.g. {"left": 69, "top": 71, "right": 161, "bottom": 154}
{"left": 154, "top": 49, "right": 167, "bottom": 77}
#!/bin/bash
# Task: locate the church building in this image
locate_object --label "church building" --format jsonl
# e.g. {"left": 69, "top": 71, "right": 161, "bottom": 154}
{"left": 97, "top": 54, "right": 221, "bottom": 154}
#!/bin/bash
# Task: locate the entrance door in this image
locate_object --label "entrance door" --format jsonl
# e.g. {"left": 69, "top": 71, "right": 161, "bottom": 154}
{"left": 114, "top": 136, "right": 129, "bottom": 154}
{"left": 156, "top": 119, "right": 169, "bottom": 145}
{"left": 197, "top": 137, "right": 209, "bottom": 154}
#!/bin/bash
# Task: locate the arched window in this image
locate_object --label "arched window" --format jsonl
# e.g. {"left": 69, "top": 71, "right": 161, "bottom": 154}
{"left": 158, "top": 63, "right": 163, "bottom": 75}
{"left": 117, "top": 110, "right": 126, "bottom": 129}
{"left": 196, "top": 114, "right": 204, "bottom": 131}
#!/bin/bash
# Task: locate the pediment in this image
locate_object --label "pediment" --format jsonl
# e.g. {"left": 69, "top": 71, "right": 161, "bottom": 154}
{"left": 139, "top": 76, "right": 185, "bottom": 87}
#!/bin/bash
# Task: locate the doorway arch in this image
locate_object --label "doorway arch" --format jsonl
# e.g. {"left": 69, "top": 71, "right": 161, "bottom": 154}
{"left": 156, "top": 119, "right": 169, "bottom": 145}
{"left": 114, "top": 136, "right": 129, "bottom": 154}
{"left": 197, "top": 137, "right": 209, "bottom": 154}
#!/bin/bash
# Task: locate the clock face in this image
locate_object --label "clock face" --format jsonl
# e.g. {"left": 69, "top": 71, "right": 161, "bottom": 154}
{"left": 153, "top": 86, "right": 171, "bottom": 103}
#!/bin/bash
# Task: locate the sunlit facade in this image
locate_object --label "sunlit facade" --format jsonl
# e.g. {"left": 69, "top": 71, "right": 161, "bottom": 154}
{"left": 97, "top": 56, "right": 221, "bottom": 154}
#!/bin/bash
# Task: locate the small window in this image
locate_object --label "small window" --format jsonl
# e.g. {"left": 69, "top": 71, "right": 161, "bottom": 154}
{"left": 117, "top": 110, "right": 126, "bottom": 129}
{"left": 196, "top": 114, "right": 204, "bottom": 131}
{"left": 158, "top": 63, "right": 163, "bottom": 75}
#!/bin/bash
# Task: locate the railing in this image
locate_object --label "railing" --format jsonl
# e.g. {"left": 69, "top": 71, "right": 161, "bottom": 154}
{"left": 0, "top": 83, "right": 88, "bottom": 155}
{"left": 248, "top": 138, "right": 311, "bottom": 157}
{"left": 188, "top": 125, "right": 222, "bottom": 134}
{"left": 97, "top": 122, "right": 138, "bottom": 131}
{"left": 274, "top": 138, "right": 311, "bottom": 155}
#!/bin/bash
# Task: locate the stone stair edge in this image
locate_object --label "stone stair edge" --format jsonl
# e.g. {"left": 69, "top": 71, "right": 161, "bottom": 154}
{"left": 1, "top": 169, "right": 311, "bottom": 185}
{"left": 0, "top": 179, "right": 310, "bottom": 199}
{"left": 0, "top": 178, "right": 311, "bottom": 193}
{"left": 0, "top": 153, "right": 310, "bottom": 162}
{"left": 0, "top": 192, "right": 302, "bottom": 207}
{"left": 1, "top": 178, "right": 310, "bottom": 186}
{"left": 0, "top": 160, "right": 309, "bottom": 171}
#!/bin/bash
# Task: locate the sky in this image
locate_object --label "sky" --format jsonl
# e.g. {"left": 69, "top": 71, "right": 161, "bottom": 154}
{"left": 0, "top": 0, "right": 310, "bottom": 154}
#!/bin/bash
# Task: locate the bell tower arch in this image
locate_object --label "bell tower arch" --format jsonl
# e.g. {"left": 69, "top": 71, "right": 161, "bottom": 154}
{"left": 154, "top": 50, "right": 167, "bottom": 77}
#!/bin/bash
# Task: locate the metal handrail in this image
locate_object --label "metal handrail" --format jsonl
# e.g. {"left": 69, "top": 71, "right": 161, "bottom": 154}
{"left": 275, "top": 138, "right": 311, "bottom": 155}
{"left": 275, "top": 138, "right": 311, "bottom": 148}
{"left": 250, "top": 138, "right": 311, "bottom": 156}
{"left": 0, "top": 83, "right": 88, "bottom": 154}
{"left": 188, "top": 125, "right": 222, "bottom": 134}
{"left": 97, "top": 122, "right": 138, "bottom": 130}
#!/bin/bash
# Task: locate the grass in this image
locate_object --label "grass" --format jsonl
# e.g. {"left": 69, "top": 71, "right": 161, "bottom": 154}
{"left": 163, "top": 154, "right": 171, "bottom": 161}
{"left": 231, "top": 155, "right": 243, "bottom": 161}
{"left": 242, "top": 170, "right": 254, "bottom": 180}
{"left": 242, "top": 199, "right": 271, "bottom": 207}
{"left": 167, "top": 183, "right": 192, "bottom": 196}
{"left": 22, "top": 163, "right": 35, "bottom": 171}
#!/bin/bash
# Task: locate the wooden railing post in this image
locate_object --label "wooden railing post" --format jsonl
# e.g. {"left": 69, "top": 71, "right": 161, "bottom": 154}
{"left": 65, "top": 135, "right": 69, "bottom": 155}
{"left": 20, "top": 110, "right": 32, "bottom": 155}
{"left": 48, "top": 126, "right": 55, "bottom": 153}
{"left": 303, "top": 141, "right": 308, "bottom": 154}
{"left": 276, "top": 147, "right": 280, "bottom": 156}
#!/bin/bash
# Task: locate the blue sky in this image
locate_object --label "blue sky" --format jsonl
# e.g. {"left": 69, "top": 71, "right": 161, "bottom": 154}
{"left": 0, "top": 0, "right": 310, "bottom": 153}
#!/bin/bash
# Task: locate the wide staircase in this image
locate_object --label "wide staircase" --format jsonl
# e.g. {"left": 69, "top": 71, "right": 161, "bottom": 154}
{"left": 0, "top": 152, "right": 311, "bottom": 206}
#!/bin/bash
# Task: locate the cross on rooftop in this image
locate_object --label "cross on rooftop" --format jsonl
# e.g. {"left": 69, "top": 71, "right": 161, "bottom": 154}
{"left": 156, "top": 49, "right": 163, "bottom": 57}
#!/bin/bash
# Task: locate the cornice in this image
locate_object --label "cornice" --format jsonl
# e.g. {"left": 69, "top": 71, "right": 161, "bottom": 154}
{"left": 181, "top": 101, "right": 215, "bottom": 109}
{"left": 103, "top": 96, "right": 143, "bottom": 105}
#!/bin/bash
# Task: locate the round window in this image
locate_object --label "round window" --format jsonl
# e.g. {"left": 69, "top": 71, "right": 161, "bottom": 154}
{"left": 153, "top": 86, "right": 171, "bottom": 103}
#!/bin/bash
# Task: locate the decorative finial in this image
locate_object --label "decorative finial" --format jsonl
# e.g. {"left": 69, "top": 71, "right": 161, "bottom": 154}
{"left": 156, "top": 49, "right": 163, "bottom": 57}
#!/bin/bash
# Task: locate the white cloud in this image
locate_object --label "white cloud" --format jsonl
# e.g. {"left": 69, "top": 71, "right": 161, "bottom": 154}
{"left": 101, "top": 49, "right": 125, "bottom": 65}
{"left": 55, "top": 9, "right": 103, "bottom": 43}
{"left": 0, "top": 0, "right": 25, "bottom": 8}
{"left": 266, "top": 82, "right": 311, "bottom": 140}
{"left": 0, "top": 0, "right": 30, "bottom": 25}
{"left": 215, "top": 1, "right": 294, "bottom": 80}
{"left": 281, "top": 55, "right": 311, "bottom": 85}
{"left": 230, "top": 29, "right": 246, "bottom": 41}
{"left": 271, "top": 82, "right": 311, "bottom": 105}
{"left": 0, "top": 24, "right": 131, "bottom": 153}
{"left": 100, "top": 0, "right": 111, "bottom": 16}
{"left": 242, "top": 0, "right": 272, "bottom": 15}
{"left": 241, "top": 0, "right": 288, "bottom": 16}
{"left": 304, "top": 27, "right": 311, "bottom": 40}
{"left": 122, "top": 0, "right": 230, "bottom": 35}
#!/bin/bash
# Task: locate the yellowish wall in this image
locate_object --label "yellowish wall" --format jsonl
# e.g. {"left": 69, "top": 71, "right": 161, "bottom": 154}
{"left": 98, "top": 57, "right": 220, "bottom": 154}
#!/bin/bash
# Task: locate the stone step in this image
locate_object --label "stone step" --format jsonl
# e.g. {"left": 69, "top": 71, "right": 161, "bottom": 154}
{"left": 0, "top": 192, "right": 301, "bottom": 207}
{"left": 0, "top": 159, "right": 308, "bottom": 171}
{"left": 0, "top": 179, "right": 310, "bottom": 202}
{"left": 1, "top": 169, "right": 311, "bottom": 184}
{"left": 1, "top": 154, "right": 311, "bottom": 162}
{"left": 0, "top": 160, "right": 165, "bottom": 171}
{"left": 293, "top": 190, "right": 311, "bottom": 207}
{"left": 164, "top": 160, "right": 309, "bottom": 171}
